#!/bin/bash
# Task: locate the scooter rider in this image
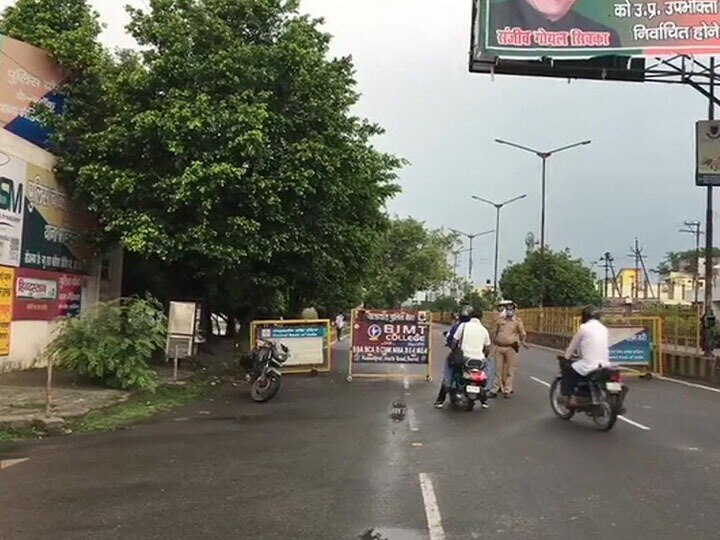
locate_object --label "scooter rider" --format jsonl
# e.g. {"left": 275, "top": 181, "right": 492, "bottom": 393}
{"left": 435, "top": 306, "right": 472, "bottom": 407}
{"left": 561, "top": 305, "right": 612, "bottom": 406}
{"left": 435, "top": 305, "right": 493, "bottom": 409}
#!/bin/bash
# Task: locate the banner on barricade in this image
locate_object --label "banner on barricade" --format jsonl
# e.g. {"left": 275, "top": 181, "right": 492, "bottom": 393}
{"left": 351, "top": 309, "right": 431, "bottom": 364}
{"left": 608, "top": 326, "right": 652, "bottom": 366}
{"left": 250, "top": 319, "right": 332, "bottom": 373}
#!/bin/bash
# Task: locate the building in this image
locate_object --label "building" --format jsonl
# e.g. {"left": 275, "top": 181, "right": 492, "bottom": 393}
{"left": 0, "top": 36, "right": 122, "bottom": 372}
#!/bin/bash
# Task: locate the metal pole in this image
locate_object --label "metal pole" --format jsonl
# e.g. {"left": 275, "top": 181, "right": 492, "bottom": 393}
{"left": 493, "top": 206, "right": 501, "bottom": 298}
{"left": 540, "top": 156, "right": 547, "bottom": 254}
{"left": 704, "top": 57, "right": 716, "bottom": 356}
{"left": 468, "top": 236, "right": 474, "bottom": 284}
{"left": 45, "top": 355, "right": 53, "bottom": 418}
{"left": 695, "top": 223, "right": 701, "bottom": 306}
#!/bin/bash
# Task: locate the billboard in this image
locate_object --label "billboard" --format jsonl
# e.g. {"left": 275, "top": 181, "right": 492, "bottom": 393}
{"left": 475, "top": 0, "right": 720, "bottom": 59}
{"left": 13, "top": 267, "right": 82, "bottom": 321}
{"left": 21, "top": 161, "right": 94, "bottom": 274}
{"left": 696, "top": 120, "right": 720, "bottom": 186}
{"left": 0, "top": 35, "right": 65, "bottom": 149}
{"left": 257, "top": 325, "right": 327, "bottom": 367}
{"left": 0, "top": 266, "right": 13, "bottom": 356}
{"left": 0, "top": 152, "right": 26, "bottom": 267}
{"left": 608, "top": 326, "right": 652, "bottom": 365}
{"left": 351, "top": 309, "right": 431, "bottom": 364}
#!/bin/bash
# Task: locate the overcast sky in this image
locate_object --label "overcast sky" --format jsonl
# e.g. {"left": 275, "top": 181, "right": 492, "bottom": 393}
{"left": 3, "top": 0, "right": 711, "bottom": 284}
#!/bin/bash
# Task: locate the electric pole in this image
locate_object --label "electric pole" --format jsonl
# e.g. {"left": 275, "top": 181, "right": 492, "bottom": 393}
{"left": 680, "top": 220, "right": 703, "bottom": 305}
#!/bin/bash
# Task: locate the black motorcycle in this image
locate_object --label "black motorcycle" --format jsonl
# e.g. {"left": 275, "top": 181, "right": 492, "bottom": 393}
{"left": 240, "top": 339, "right": 289, "bottom": 402}
{"left": 449, "top": 358, "right": 490, "bottom": 411}
{"left": 550, "top": 355, "right": 628, "bottom": 431}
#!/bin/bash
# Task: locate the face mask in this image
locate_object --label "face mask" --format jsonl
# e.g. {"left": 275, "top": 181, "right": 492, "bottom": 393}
{"left": 506, "top": 309, "right": 515, "bottom": 318}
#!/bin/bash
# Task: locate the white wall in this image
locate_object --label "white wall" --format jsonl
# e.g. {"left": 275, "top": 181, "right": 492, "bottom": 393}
{"left": 0, "top": 132, "right": 123, "bottom": 372}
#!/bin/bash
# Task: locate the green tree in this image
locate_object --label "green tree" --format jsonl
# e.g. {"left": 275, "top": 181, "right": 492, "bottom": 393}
{"left": 364, "top": 218, "right": 454, "bottom": 308}
{"left": 656, "top": 248, "right": 720, "bottom": 275}
{"left": 4, "top": 0, "right": 401, "bottom": 323}
{"left": 500, "top": 249, "right": 601, "bottom": 308}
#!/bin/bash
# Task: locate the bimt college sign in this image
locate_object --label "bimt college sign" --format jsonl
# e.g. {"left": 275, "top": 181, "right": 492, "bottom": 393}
{"left": 347, "top": 309, "right": 433, "bottom": 382}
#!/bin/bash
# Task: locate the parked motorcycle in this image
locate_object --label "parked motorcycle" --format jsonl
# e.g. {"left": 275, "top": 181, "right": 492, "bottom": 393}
{"left": 240, "top": 339, "right": 289, "bottom": 402}
{"left": 550, "top": 355, "right": 628, "bottom": 431}
{"left": 449, "top": 358, "right": 489, "bottom": 411}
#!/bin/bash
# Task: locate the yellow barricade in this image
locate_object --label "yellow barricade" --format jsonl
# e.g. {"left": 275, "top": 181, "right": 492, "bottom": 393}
{"left": 250, "top": 318, "right": 332, "bottom": 374}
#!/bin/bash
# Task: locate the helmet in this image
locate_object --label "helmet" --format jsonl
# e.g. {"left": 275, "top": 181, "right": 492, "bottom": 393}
{"left": 581, "top": 305, "right": 600, "bottom": 323}
{"left": 459, "top": 305, "right": 473, "bottom": 321}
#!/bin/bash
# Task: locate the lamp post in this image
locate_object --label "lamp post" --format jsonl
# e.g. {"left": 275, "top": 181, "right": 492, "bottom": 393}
{"left": 471, "top": 193, "right": 527, "bottom": 300}
{"left": 449, "top": 228, "right": 494, "bottom": 285}
{"left": 494, "top": 138, "right": 591, "bottom": 253}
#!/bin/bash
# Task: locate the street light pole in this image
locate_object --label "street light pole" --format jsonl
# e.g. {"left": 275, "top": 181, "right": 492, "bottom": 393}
{"left": 450, "top": 228, "right": 494, "bottom": 286}
{"left": 471, "top": 194, "right": 527, "bottom": 299}
{"left": 495, "top": 138, "right": 591, "bottom": 252}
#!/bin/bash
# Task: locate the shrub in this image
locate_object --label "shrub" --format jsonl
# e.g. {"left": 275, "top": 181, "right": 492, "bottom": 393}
{"left": 49, "top": 296, "right": 167, "bottom": 390}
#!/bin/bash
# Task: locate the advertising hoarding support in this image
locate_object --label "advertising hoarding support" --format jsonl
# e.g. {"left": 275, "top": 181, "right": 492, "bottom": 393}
{"left": 573, "top": 315, "right": 663, "bottom": 377}
{"left": 347, "top": 309, "right": 433, "bottom": 382}
{"left": 250, "top": 319, "right": 332, "bottom": 375}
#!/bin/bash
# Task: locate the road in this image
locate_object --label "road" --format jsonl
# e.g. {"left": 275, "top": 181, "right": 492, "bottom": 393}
{"left": 3, "top": 327, "right": 720, "bottom": 539}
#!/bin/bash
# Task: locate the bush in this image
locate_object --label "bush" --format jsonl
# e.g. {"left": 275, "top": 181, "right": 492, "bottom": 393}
{"left": 49, "top": 296, "right": 167, "bottom": 390}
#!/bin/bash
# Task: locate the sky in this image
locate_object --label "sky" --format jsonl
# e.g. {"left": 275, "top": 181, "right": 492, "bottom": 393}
{"left": 1, "top": 0, "right": 712, "bottom": 285}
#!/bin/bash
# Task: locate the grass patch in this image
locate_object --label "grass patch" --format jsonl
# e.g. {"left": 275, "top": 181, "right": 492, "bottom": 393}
{"left": 0, "top": 427, "right": 44, "bottom": 443}
{"left": 69, "top": 381, "right": 212, "bottom": 433}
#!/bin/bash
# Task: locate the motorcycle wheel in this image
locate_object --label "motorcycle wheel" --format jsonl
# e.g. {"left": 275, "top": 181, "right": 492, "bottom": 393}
{"left": 450, "top": 393, "right": 474, "bottom": 412}
{"left": 549, "top": 379, "right": 574, "bottom": 420}
{"left": 250, "top": 374, "right": 282, "bottom": 403}
{"left": 591, "top": 397, "right": 618, "bottom": 431}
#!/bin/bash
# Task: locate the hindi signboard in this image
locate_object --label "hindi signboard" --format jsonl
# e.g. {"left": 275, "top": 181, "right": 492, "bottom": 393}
{"left": 696, "top": 120, "right": 720, "bottom": 186}
{"left": 0, "top": 266, "right": 13, "bottom": 356}
{"left": 608, "top": 326, "right": 652, "bottom": 365}
{"left": 249, "top": 319, "right": 332, "bottom": 373}
{"left": 256, "top": 325, "right": 327, "bottom": 367}
{"left": 351, "top": 309, "right": 431, "bottom": 365}
{"left": 475, "top": 0, "right": 720, "bottom": 59}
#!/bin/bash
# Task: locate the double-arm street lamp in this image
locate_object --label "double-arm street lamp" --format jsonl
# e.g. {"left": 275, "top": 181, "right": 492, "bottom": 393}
{"left": 450, "top": 228, "right": 494, "bottom": 284}
{"left": 494, "top": 138, "right": 591, "bottom": 253}
{"left": 471, "top": 194, "right": 527, "bottom": 298}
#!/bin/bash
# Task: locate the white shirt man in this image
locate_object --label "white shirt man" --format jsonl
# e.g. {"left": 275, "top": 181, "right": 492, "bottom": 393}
{"left": 564, "top": 318, "right": 611, "bottom": 376}
{"left": 452, "top": 317, "right": 491, "bottom": 360}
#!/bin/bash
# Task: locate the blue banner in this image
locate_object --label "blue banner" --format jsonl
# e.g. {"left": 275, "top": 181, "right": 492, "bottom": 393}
{"left": 609, "top": 327, "right": 651, "bottom": 366}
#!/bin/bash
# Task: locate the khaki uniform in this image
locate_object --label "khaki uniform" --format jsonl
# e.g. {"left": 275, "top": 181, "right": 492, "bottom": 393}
{"left": 491, "top": 316, "right": 526, "bottom": 395}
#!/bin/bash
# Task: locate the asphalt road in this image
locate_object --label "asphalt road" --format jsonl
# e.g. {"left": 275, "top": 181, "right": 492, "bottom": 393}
{"left": 4, "top": 328, "right": 720, "bottom": 539}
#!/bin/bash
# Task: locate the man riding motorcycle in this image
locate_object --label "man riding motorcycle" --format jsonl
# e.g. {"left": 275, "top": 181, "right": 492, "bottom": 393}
{"left": 435, "top": 305, "right": 493, "bottom": 409}
{"left": 561, "top": 305, "right": 612, "bottom": 406}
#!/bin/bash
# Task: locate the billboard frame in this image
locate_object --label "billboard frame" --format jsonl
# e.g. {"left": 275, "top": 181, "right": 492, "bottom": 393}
{"left": 249, "top": 318, "right": 332, "bottom": 375}
{"left": 469, "top": 0, "right": 720, "bottom": 94}
{"left": 346, "top": 309, "right": 434, "bottom": 383}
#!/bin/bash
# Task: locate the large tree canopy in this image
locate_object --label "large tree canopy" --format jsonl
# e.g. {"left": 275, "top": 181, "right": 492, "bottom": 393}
{"left": 364, "top": 218, "right": 454, "bottom": 309}
{"left": 500, "top": 249, "right": 601, "bottom": 308}
{"left": 1, "top": 0, "right": 404, "bottom": 319}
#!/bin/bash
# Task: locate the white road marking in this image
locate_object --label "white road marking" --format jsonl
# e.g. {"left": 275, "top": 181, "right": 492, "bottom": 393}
{"left": 0, "top": 458, "right": 28, "bottom": 470}
{"left": 529, "top": 376, "right": 651, "bottom": 431}
{"left": 419, "top": 473, "right": 446, "bottom": 540}
{"left": 618, "top": 416, "right": 651, "bottom": 431}
{"left": 403, "top": 377, "right": 410, "bottom": 390}
{"left": 657, "top": 375, "right": 720, "bottom": 394}
{"left": 408, "top": 408, "right": 419, "bottom": 432}
{"left": 531, "top": 376, "right": 551, "bottom": 388}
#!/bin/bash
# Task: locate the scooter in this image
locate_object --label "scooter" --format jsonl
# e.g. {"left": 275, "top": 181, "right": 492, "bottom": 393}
{"left": 449, "top": 358, "right": 490, "bottom": 411}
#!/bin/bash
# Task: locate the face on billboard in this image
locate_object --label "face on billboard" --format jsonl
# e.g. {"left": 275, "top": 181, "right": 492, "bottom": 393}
{"left": 525, "top": 0, "right": 576, "bottom": 22}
